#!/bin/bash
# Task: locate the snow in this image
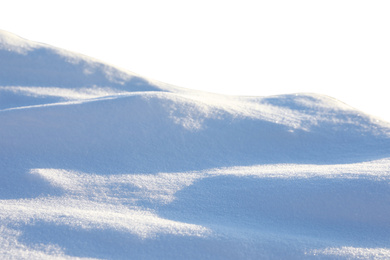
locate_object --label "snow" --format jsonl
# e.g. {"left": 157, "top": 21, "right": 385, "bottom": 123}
{"left": 1, "top": 29, "right": 390, "bottom": 259}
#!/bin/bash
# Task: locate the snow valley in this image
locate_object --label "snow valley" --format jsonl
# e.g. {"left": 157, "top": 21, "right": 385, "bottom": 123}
{"left": 1, "top": 30, "right": 390, "bottom": 259}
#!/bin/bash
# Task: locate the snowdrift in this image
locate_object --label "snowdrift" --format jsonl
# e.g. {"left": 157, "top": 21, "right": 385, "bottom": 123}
{"left": 1, "top": 30, "right": 390, "bottom": 259}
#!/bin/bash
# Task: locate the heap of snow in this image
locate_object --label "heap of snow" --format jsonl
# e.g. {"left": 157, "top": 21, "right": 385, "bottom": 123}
{"left": 1, "top": 30, "right": 390, "bottom": 259}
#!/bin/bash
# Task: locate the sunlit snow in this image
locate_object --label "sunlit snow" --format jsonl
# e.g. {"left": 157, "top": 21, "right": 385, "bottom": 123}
{"left": 1, "top": 29, "right": 390, "bottom": 259}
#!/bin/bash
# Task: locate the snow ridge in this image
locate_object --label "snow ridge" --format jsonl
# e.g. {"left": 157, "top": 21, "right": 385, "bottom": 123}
{"left": 1, "top": 30, "right": 390, "bottom": 259}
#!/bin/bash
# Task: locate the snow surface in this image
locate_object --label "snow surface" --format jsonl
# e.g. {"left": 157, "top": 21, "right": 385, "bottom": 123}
{"left": 1, "top": 29, "right": 390, "bottom": 259}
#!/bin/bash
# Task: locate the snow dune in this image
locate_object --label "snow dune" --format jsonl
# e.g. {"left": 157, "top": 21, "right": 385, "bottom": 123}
{"left": 1, "top": 30, "right": 390, "bottom": 259}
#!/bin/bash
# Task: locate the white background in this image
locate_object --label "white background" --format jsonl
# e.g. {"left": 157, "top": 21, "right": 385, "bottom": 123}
{"left": 1, "top": 0, "right": 389, "bottom": 121}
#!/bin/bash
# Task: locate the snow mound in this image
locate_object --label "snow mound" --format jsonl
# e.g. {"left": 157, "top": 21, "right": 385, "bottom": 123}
{"left": 1, "top": 30, "right": 390, "bottom": 259}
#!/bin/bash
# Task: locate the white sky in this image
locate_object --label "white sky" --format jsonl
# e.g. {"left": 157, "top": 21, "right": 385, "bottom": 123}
{"left": 1, "top": 0, "right": 390, "bottom": 122}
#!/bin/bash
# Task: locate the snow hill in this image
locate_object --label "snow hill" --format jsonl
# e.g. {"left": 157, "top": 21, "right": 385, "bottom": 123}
{"left": 1, "top": 30, "right": 390, "bottom": 259}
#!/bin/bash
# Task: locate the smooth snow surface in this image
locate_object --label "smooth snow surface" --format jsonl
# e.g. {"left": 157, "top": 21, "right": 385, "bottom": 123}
{"left": 1, "top": 30, "right": 390, "bottom": 259}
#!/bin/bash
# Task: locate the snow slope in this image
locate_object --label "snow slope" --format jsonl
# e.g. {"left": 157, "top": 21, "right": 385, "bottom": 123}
{"left": 1, "top": 30, "right": 390, "bottom": 259}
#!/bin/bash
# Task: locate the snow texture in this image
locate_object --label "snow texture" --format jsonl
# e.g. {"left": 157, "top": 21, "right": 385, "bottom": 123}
{"left": 1, "top": 29, "right": 390, "bottom": 259}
